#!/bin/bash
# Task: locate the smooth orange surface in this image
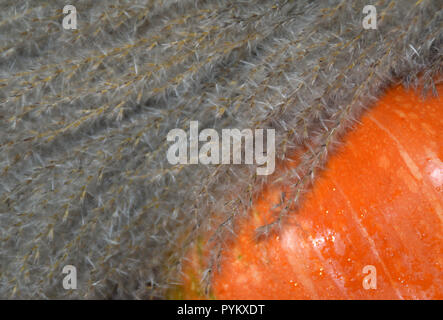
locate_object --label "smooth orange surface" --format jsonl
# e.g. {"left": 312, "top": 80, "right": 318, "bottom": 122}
{"left": 179, "top": 84, "right": 443, "bottom": 299}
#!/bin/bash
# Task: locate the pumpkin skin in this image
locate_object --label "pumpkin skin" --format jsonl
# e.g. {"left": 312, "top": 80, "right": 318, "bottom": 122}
{"left": 177, "top": 84, "right": 443, "bottom": 299}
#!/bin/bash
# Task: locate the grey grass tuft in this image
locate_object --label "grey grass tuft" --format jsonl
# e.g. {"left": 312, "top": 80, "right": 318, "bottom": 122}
{"left": 0, "top": 0, "right": 441, "bottom": 299}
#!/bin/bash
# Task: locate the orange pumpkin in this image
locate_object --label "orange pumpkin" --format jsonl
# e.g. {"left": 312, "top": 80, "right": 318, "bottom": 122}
{"left": 176, "top": 84, "right": 443, "bottom": 299}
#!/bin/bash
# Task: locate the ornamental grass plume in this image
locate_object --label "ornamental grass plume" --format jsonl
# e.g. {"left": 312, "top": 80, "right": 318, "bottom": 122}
{"left": 0, "top": 0, "right": 441, "bottom": 299}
